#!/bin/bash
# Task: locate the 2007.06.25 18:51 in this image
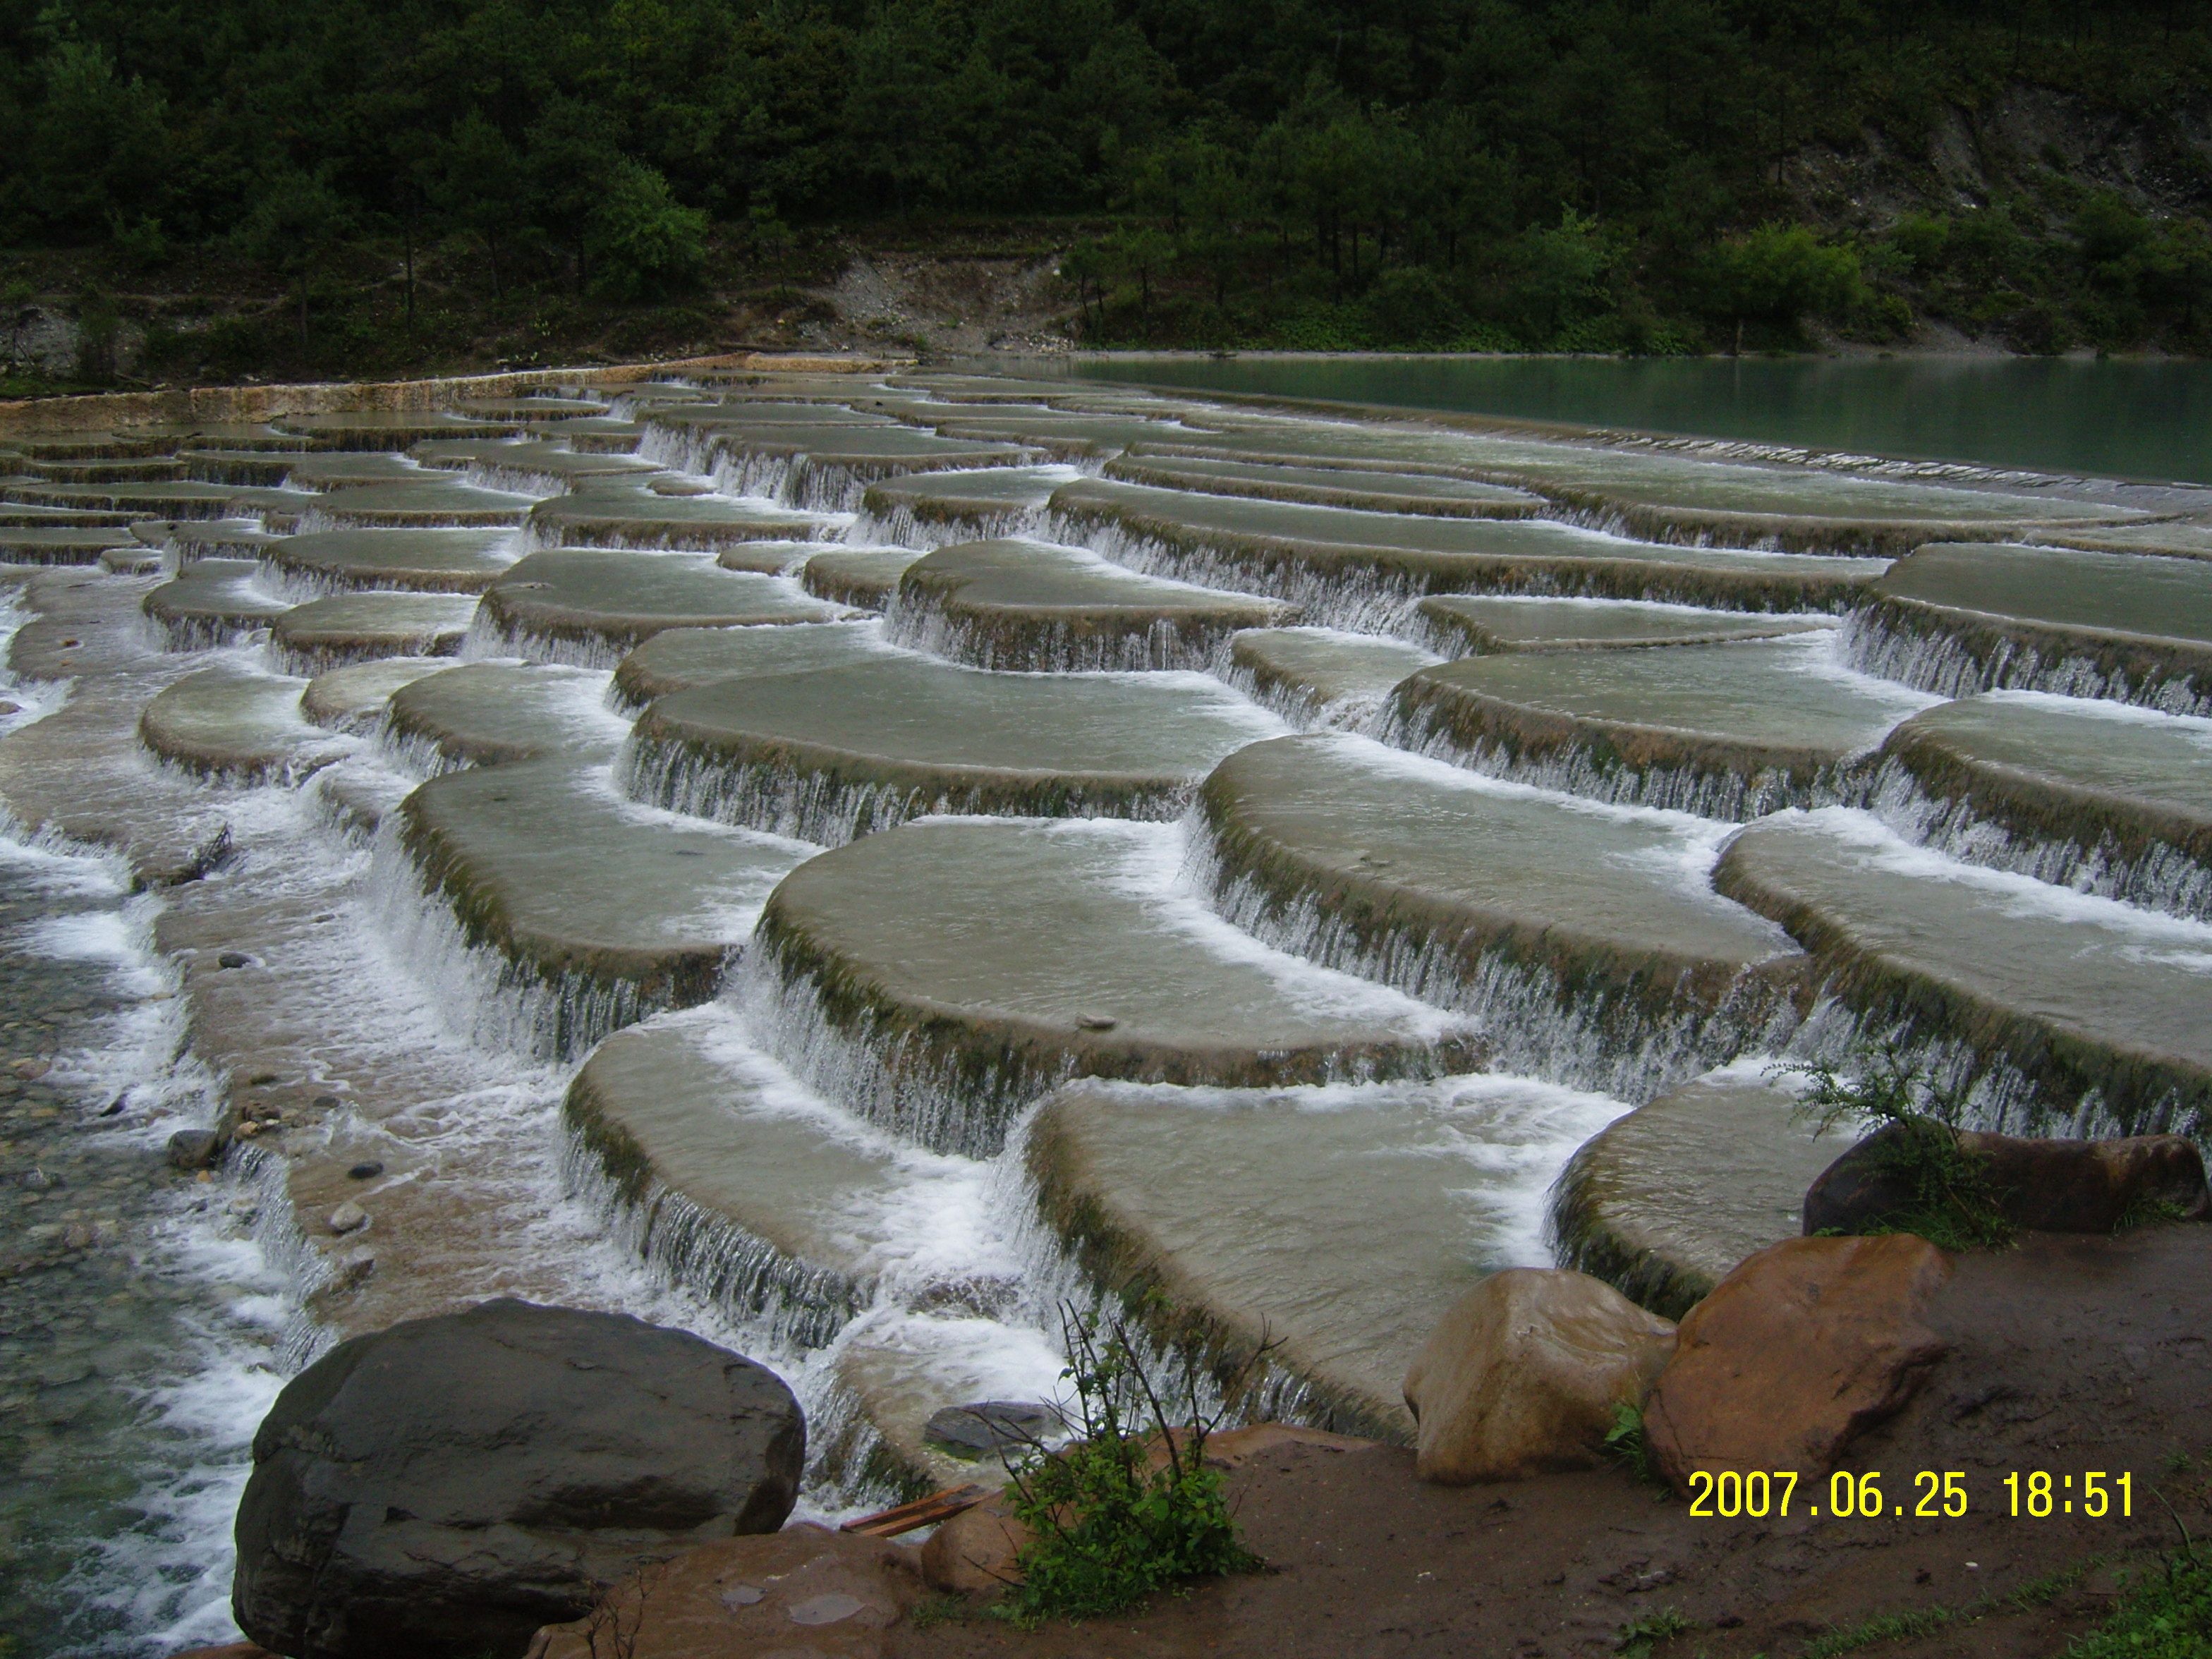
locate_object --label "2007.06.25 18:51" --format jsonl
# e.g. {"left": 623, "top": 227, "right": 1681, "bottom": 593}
{"left": 1684, "top": 1469, "right": 2135, "bottom": 1519}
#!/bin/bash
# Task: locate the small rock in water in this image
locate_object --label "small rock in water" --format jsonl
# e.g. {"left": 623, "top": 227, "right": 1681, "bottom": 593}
{"left": 216, "top": 952, "right": 253, "bottom": 970}
{"left": 327, "top": 1201, "right": 369, "bottom": 1234}
{"left": 165, "top": 1128, "right": 221, "bottom": 1171}
{"left": 0, "top": 701, "right": 19, "bottom": 717}
{"left": 1075, "top": 1013, "right": 1118, "bottom": 1031}
{"left": 346, "top": 1160, "right": 384, "bottom": 1180}
{"left": 923, "top": 1399, "right": 1061, "bottom": 1460}
{"left": 9, "top": 1057, "right": 49, "bottom": 1079}
{"left": 313, "top": 1094, "right": 341, "bottom": 1109}
{"left": 17, "top": 1167, "right": 55, "bottom": 1191}
{"left": 98, "top": 1095, "right": 126, "bottom": 1117}
{"left": 61, "top": 1221, "right": 95, "bottom": 1251}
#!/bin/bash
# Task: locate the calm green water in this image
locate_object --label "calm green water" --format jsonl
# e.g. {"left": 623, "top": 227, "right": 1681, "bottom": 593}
{"left": 1040, "top": 356, "right": 2212, "bottom": 486}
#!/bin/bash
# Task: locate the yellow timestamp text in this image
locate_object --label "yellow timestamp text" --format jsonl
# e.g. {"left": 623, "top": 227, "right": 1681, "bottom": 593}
{"left": 1684, "top": 1469, "right": 2135, "bottom": 1519}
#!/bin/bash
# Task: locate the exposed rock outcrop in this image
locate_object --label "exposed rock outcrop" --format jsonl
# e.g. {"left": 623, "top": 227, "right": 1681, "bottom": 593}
{"left": 528, "top": 1526, "right": 923, "bottom": 1659}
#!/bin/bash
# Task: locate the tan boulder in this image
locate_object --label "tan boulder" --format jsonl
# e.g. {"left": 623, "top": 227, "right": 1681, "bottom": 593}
{"left": 527, "top": 1524, "right": 923, "bottom": 1659}
{"left": 1402, "top": 1268, "right": 1677, "bottom": 1485}
{"left": 1645, "top": 1233, "right": 1951, "bottom": 1494}
{"left": 920, "top": 1491, "right": 1032, "bottom": 1594}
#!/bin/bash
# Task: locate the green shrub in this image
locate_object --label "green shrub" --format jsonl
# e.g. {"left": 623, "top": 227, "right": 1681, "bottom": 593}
{"left": 109, "top": 212, "right": 169, "bottom": 270}
{"left": 588, "top": 162, "right": 707, "bottom": 302}
{"left": 1772, "top": 1048, "right": 2015, "bottom": 1253}
{"left": 997, "top": 1306, "right": 1263, "bottom": 1625}
{"left": 1706, "top": 222, "right": 1866, "bottom": 337}
{"left": 2067, "top": 1547, "right": 2212, "bottom": 1658}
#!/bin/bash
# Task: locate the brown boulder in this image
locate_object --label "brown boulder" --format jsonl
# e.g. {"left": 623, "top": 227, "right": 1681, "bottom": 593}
{"left": 920, "top": 1492, "right": 1032, "bottom": 1594}
{"left": 1645, "top": 1234, "right": 1952, "bottom": 1493}
{"left": 528, "top": 1525, "right": 923, "bottom": 1659}
{"left": 1402, "top": 1268, "right": 1677, "bottom": 1485}
{"left": 1804, "top": 1126, "right": 2210, "bottom": 1237}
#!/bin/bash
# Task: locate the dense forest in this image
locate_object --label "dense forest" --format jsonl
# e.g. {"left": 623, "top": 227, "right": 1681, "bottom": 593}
{"left": 6, "top": 0, "right": 2212, "bottom": 382}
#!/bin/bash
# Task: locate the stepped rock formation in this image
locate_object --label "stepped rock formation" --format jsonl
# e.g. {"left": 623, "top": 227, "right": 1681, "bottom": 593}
{"left": 2, "top": 360, "right": 2208, "bottom": 1640}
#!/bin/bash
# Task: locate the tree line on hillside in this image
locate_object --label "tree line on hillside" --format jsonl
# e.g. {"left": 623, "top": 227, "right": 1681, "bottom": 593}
{"left": 5, "top": 0, "right": 2212, "bottom": 360}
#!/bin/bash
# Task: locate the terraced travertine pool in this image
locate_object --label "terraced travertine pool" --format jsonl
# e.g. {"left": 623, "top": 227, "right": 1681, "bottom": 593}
{"left": 4, "top": 362, "right": 2212, "bottom": 1653}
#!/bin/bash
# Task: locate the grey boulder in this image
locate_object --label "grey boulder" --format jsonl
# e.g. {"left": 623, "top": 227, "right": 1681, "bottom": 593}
{"left": 232, "top": 1298, "right": 803, "bottom": 1659}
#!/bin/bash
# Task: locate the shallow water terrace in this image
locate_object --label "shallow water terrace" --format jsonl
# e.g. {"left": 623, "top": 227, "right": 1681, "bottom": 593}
{"left": 3, "top": 360, "right": 2212, "bottom": 1654}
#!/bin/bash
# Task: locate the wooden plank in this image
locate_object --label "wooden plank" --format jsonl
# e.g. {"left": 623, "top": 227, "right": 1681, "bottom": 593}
{"left": 839, "top": 1483, "right": 990, "bottom": 1538}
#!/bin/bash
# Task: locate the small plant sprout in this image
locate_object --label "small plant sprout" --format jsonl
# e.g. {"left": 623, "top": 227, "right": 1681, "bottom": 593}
{"left": 1615, "top": 1606, "right": 1696, "bottom": 1655}
{"left": 1768, "top": 1047, "right": 2015, "bottom": 1253}
{"left": 1604, "top": 1399, "right": 1668, "bottom": 1495}
{"left": 992, "top": 1302, "right": 1270, "bottom": 1624}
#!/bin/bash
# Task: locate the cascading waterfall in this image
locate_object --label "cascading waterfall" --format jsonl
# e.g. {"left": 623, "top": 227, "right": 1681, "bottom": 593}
{"left": 619, "top": 725, "right": 1200, "bottom": 848}
{"left": 729, "top": 935, "right": 1071, "bottom": 1158}
{"left": 1773, "top": 994, "right": 2201, "bottom": 1142}
{"left": 1841, "top": 606, "right": 2212, "bottom": 717}
{"left": 1181, "top": 812, "right": 1803, "bottom": 1105}
{"left": 557, "top": 1130, "right": 866, "bottom": 1354}
{"left": 880, "top": 588, "right": 1236, "bottom": 674}
{"left": 1045, "top": 509, "right": 1433, "bottom": 636}
{"left": 1854, "top": 752, "right": 2212, "bottom": 923}
{"left": 458, "top": 609, "right": 631, "bottom": 671}
{"left": 1380, "top": 698, "right": 1862, "bottom": 822}
{"left": 849, "top": 500, "right": 1050, "bottom": 550}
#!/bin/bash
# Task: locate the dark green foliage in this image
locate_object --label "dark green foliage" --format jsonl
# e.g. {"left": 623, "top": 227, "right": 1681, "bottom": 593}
{"left": 589, "top": 162, "right": 708, "bottom": 301}
{"left": 4, "top": 0, "right": 2212, "bottom": 360}
{"left": 1706, "top": 224, "right": 1867, "bottom": 341}
{"left": 1774, "top": 1050, "right": 2017, "bottom": 1253}
{"left": 996, "top": 1306, "right": 1263, "bottom": 1625}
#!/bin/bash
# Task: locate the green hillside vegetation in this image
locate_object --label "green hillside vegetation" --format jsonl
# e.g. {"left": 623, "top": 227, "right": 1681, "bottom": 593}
{"left": 5, "top": 0, "right": 2212, "bottom": 382}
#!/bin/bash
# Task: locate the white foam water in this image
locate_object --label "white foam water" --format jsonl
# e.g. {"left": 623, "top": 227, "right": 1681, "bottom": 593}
{"left": 1841, "top": 604, "right": 2212, "bottom": 717}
